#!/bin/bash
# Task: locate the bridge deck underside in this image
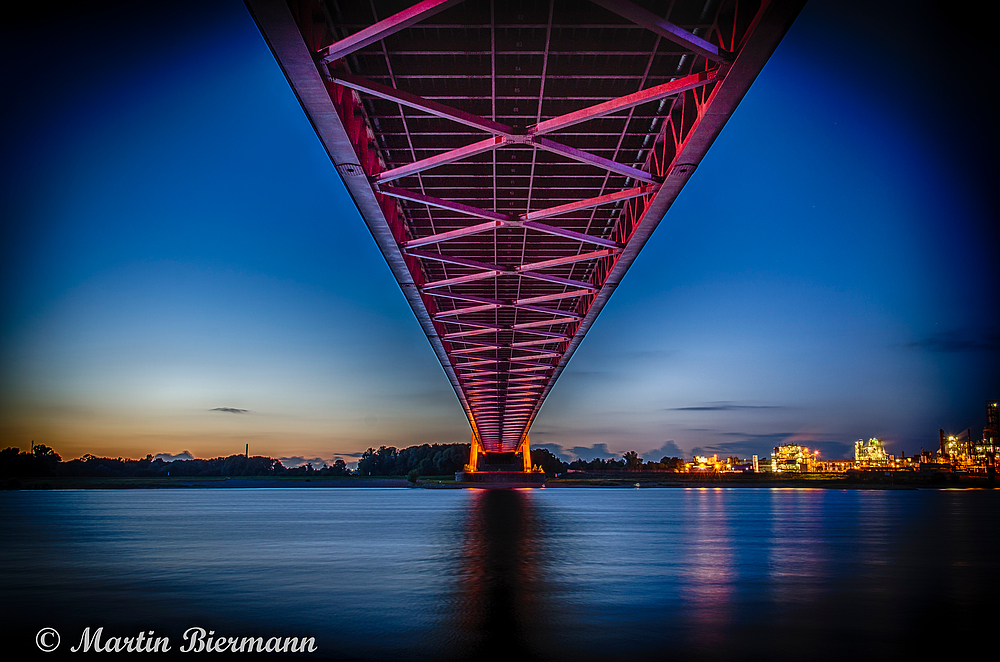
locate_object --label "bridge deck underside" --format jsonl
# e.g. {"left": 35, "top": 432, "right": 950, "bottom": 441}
{"left": 249, "top": 0, "right": 803, "bottom": 453}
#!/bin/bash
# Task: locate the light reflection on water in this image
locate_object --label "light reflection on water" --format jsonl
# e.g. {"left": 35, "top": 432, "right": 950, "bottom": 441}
{"left": 1, "top": 487, "right": 997, "bottom": 660}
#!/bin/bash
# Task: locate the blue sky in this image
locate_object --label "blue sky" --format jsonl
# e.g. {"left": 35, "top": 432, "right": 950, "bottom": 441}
{"left": 1, "top": 0, "right": 996, "bottom": 464}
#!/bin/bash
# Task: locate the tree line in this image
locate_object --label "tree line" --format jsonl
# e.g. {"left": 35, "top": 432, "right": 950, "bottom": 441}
{"left": 0, "top": 445, "right": 350, "bottom": 478}
{"left": 357, "top": 444, "right": 470, "bottom": 477}
{"left": 2, "top": 442, "right": 688, "bottom": 480}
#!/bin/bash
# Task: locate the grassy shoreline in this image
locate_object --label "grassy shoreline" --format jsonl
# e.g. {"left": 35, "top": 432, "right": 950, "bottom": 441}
{"left": 3, "top": 472, "right": 995, "bottom": 490}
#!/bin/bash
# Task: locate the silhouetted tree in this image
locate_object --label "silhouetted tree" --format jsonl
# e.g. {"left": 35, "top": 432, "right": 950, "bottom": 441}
{"left": 567, "top": 457, "right": 626, "bottom": 471}
{"left": 0, "top": 445, "right": 61, "bottom": 477}
{"left": 530, "top": 448, "right": 567, "bottom": 475}
{"left": 319, "top": 459, "right": 349, "bottom": 476}
{"left": 358, "top": 443, "right": 470, "bottom": 476}
{"left": 658, "top": 457, "right": 685, "bottom": 471}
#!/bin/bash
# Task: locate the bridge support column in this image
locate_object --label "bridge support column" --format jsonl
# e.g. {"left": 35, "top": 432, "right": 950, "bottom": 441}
{"left": 468, "top": 431, "right": 484, "bottom": 472}
{"left": 516, "top": 433, "right": 532, "bottom": 473}
{"left": 455, "top": 430, "right": 544, "bottom": 485}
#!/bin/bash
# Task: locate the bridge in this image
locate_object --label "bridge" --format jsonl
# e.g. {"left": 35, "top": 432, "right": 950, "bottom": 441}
{"left": 246, "top": 0, "right": 804, "bottom": 480}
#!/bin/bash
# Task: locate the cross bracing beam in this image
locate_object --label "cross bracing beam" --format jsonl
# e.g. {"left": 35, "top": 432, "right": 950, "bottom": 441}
{"left": 452, "top": 344, "right": 504, "bottom": 353}
{"left": 411, "top": 248, "right": 613, "bottom": 294}
{"left": 511, "top": 339, "right": 565, "bottom": 348}
{"left": 476, "top": 404, "right": 538, "bottom": 410}
{"left": 517, "top": 221, "right": 622, "bottom": 249}
{"left": 385, "top": 187, "right": 628, "bottom": 248}
{"left": 375, "top": 136, "right": 505, "bottom": 183}
{"left": 515, "top": 289, "right": 592, "bottom": 305}
{"left": 433, "top": 304, "right": 500, "bottom": 318}
{"left": 334, "top": 68, "right": 713, "bottom": 184}
{"left": 434, "top": 301, "right": 579, "bottom": 319}
{"left": 522, "top": 186, "right": 658, "bottom": 222}
{"left": 454, "top": 358, "right": 499, "bottom": 366}
{"left": 247, "top": 0, "right": 806, "bottom": 453}
{"left": 517, "top": 248, "right": 620, "bottom": 273}
{"left": 530, "top": 69, "right": 720, "bottom": 134}
{"left": 519, "top": 271, "right": 597, "bottom": 291}
{"left": 379, "top": 187, "right": 507, "bottom": 223}
{"left": 512, "top": 329, "right": 571, "bottom": 339}
{"left": 375, "top": 130, "right": 659, "bottom": 185}
{"left": 514, "top": 317, "right": 580, "bottom": 329}
{"left": 450, "top": 321, "right": 504, "bottom": 329}
{"left": 329, "top": 72, "right": 516, "bottom": 137}
{"left": 510, "top": 359, "right": 555, "bottom": 372}
{"left": 401, "top": 219, "right": 503, "bottom": 246}
{"left": 514, "top": 304, "right": 579, "bottom": 317}
{"left": 512, "top": 353, "right": 561, "bottom": 361}
{"left": 588, "top": 0, "right": 729, "bottom": 63}
{"left": 421, "top": 270, "right": 502, "bottom": 289}
{"left": 442, "top": 328, "right": 498, "bottom": 339}
{"left": 426, "top": 292, "right": 504, "bottom": 305}
{"left": 319, "top": 0, "right": 466, "bottom": 63}
{"left": 404, "top": 249, "right": 502, "bottom": 271}
{"left": 531, "top": 136, "right": 660, "bottom": 183}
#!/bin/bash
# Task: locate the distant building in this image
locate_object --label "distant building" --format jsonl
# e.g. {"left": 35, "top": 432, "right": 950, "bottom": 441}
{"left": 684, "top": 454, "right": 759, "bottom": 473}
{"left": 938, "top": 402, "right": 998, "bottom": 472}
{"left": 978, "top": 400, "right": 998, "bottom": 466}
{"left": 855, "top": 438, "right": 890, "bottom": 467}
{"left": 722, "top": 456, "right": 755, "bottom": 472}
{"left": 816, "top": 460, "right": 853, "bottom": 473}
{"left": 939, "top": 429, "right": 971, "bottom": 461}
{"left": 689, "top": 455, "right": 719, "bottom": 472}
{"left": 771, "top": 444, "right": 816, "bottom": 473}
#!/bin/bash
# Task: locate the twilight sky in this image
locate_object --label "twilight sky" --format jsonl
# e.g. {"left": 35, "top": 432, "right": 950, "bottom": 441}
{"left": 1, "top": 0, "right": 996, "bottom": 465}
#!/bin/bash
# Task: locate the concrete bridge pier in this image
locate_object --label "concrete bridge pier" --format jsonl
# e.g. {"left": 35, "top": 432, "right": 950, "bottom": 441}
{"left": 456, "top": 433, "right": 545, "bottom": 487}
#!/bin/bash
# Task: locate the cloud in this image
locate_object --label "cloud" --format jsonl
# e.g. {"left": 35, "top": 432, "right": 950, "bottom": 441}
{"left": 210, "top": 407, "right": 248, "bottom": 414}
{"left": 530, "top": 443, "right": 568, "bottom": 460}
{"left": 720, "top": 431, "right": 796, "bottom": 444}
{"left": 668, "top": 401, "right": 782, "bottom": 411}
{"left": 691, "top": 432, "right": 800, "bottom": 459}
{"left": 568, "top": 443, "right": 617, "bottom": 461}
{"left": 904, "top": 329, "right": 1000, "bottom": 353}
{"left": 642, "top": 440, "right": 684, "bottom": 462}
{"left": 154, "top": 451, "right": 194, "bottom": 462}
{"left": 279, "top": 456, "right": 328, "bottom": 468}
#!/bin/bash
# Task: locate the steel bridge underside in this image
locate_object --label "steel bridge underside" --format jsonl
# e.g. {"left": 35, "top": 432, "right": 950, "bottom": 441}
{"left": 247, "top": 0, "right": 804, "bottom": 467}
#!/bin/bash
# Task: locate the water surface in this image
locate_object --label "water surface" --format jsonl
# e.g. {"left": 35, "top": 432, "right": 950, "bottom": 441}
{"left": 2, "top": 488, "right": 997, "bottom": 660}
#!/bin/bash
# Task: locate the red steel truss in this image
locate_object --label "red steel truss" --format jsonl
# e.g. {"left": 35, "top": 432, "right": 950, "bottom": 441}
{"left": 247, "top": 0, "right": 804, "bottom": 457}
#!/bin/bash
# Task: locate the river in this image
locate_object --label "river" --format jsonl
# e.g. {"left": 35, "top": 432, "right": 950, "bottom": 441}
{"left": 2, "top": 487, "right": 996, "bottom": 659}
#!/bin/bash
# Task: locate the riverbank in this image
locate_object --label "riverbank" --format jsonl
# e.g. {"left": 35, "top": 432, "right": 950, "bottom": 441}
{"left": 2, "top": 476, "right": 411, "bottom": 490}
{"left": 5, "top": 472, "right": 996, "bottom": 489}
